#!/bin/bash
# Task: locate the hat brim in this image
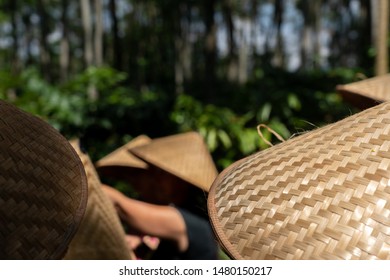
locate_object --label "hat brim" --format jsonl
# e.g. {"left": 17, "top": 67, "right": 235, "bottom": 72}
{"left": 336, "top": 74, "right": 390, "bottom": 110}
{"left": 95, "top": 135, "right": 151, "bottom": 170}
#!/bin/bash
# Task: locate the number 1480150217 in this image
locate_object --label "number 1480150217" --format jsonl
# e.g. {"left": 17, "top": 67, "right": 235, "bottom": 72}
{"left": 212, "top": 266, "right": 272, "bottom": 276}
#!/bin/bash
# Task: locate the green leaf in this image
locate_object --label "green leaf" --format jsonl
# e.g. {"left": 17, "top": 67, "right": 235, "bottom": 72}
{"left": 257, "top": 102, "right": 272, "bottom": 122}
{"left": 207, "top": 129, "right": 217, "bottom": 151}
{"left": 287, "top": 93, "right": 301, "bottom": 111}
{"left": 217, "top": 129, "right": 232, "bottom": 149}
{"left": 269, "top": 120, "right": 291, "bottom": 140}
{"left": 239, "top": 129, "right": 258, "bottom": 155}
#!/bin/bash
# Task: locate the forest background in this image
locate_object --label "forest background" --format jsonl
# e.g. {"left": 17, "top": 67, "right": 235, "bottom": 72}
{"left": 0, "top": 0, "right": 388, "bottom": 171}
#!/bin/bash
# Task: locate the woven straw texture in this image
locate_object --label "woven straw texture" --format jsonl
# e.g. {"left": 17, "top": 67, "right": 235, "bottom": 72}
{"left": 209, "top": 101, "right": 390, "bottom": 260}
{"left": 130, "top": 132, "right": 218, "bottom": 192}
{"left": 95, "top": 135, "right": 151, "bottom": 170}
{"left": 337, "top": 75, "right": 390, "bottom": 109}
{"left": 64, "top": 140, "right": 132, "bottom": 260}
{"left": 96, "top": 135, "right": 192, "bottom": 206}
{"left": 0, "top": 101, "right": 88, "bottom": 259}
{"left": 95, "top": 135, "right": 151, "bottom": 193}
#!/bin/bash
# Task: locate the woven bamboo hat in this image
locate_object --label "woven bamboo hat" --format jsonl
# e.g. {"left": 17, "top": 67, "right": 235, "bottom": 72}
{"left": 208, "top": 101, "right": 390, "bottom": 260}
{"left": 130, "top": 132, "right": 218, "bottom": 193}
{"left": 336, "top": 74, "right": 390, "bottom": 110}
{"left": 64, "top": 139, "right": 133, "bottom": 260}
{"left": 95, "top": 135, "right": 171, "bottom": 204}
{"left": 96, "top": 135, "right": 151, "bottom": 170}
{"left": 0, "top": 101, "right": 88, "bottom": 259}
{"left": 95, "top": 135, "right": 151, "bottom": 184}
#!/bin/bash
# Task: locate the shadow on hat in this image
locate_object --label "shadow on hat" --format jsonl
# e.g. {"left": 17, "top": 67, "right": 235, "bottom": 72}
{"left": 95, "top": 135, "right": 151, "bottom": 180}
{"left": 96, "top": 132, "right": 219, "bottom": 206}
{"left": 208, "top": 101, "right": 390, "bottom": 260}
{"left": 95, "top": 135, "right": 154, "bottom": 201}
{"left": 336, "top": 74, "right": 390, "bottom": 110}
{"left": 63, "top": 139, "right": 133, "bottom": 260}
{"left": 0, "top": 101, "right": 88, "bottom": 259}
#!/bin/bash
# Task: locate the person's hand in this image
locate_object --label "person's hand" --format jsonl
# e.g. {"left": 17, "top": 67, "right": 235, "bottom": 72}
{"left": 125, "top": 234, "right": 143, "bottom": 250}
{"left": 125, "top": 234, "right": 160, "bottom": 260}
{"left": 125, "top": 235, "right": 160, "bottom": 250}
{"left": 142, "top": 236, "right": 160, "bottom": 250}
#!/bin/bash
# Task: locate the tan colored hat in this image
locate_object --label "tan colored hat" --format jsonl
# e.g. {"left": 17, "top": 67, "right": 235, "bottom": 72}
{"left": 63, "top": 139, "right": 133, "bottom": 260}
{"left": 336, "top": 74, "right": 390, "bottom": 110}
{"left": 96, "top": 135, "right": 151, "bottom": 170}
{"left": 95, "top": 135, "right": 151, "bottom": 189}
{"left": 0, "top": 101, "right": 88, "bottom": 259}
{"left": 130, "top": 132, "right": 218, "bottom": 192}
{"left": 208, "top": 101, "right": 390, "bottom": 260}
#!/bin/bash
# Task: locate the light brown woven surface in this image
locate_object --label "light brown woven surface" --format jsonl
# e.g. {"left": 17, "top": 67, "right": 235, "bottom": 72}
{"left": 0, "top": 101, "right": 88, "bottom": 259}
{"left": 208, "top": 101, "right": 390, "bottom": 260}
{"left": 64, "top": 140, "right": 132, "bottom": 260}
{"left": 95, "top": 135, "right": 151, "bottom": 169}
{"left": 95, "top": 135, "right": 151, "bottom": 192}
{"left": 337, "top": 74, "right": 390, "bottom": 109}
{"left": 130, "top": 132, "right": 218, "bottom": 192}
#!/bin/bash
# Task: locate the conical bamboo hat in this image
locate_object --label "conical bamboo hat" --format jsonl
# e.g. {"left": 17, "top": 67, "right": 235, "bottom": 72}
{"left": 64, "top": 140, "right": 133, "bottom": 260}
{"left": 209, "top": 101, "right": 390, "bottom": 260}
{"left": 337, "top": 74, "right": 390, "bottom": 109}
{"left": 0, "top": 101, "right": 87, "bottom": 259}
{"left": 95, "top": 135, "right": 151, "bottom": 170}
{"left": 95, "top": 135, "right": 151, "bottom": 190}
{"left": 130, "top": 132, "right": 218, "bottom": 192}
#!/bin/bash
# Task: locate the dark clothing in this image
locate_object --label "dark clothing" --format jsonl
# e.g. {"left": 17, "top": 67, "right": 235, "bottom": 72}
{"left": 151, "top": 207, "right": 218, "bottom": 260}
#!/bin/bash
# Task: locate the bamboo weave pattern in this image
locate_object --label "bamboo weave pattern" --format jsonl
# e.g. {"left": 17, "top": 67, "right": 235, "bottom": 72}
{"left": 131, "top": 132, "right": 218, "bottom": 192}
{"left": 64, "top": 140, "right": 132, "bottom": 260}
{"left": 209, "top": 101, "right": 390, "bottom": 260}
{"left": 0, "top": 101, "right": 87, "bottom": 259}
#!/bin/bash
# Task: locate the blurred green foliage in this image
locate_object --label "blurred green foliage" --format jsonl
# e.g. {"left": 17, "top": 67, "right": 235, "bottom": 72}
{"left": 0, "top": 65, "right": 360, "bottom": 170}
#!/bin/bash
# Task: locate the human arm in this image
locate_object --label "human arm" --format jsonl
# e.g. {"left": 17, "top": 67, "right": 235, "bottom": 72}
{"left": 102, "top": 184, "right": 189, "bottom": 252}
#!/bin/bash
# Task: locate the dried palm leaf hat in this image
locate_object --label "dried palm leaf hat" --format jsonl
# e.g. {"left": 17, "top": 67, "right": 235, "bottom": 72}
{"left": 64, "top": 139, "right": 133, "bottom": 260}
{"left": 130, "top": 132, "right": 219, "bottom": 193}
{"left": 208, "top": 101, "right": 390, "bottom": 260}
{"left": 95, "top": 135, "right": 151, "bottom": 183}
{"left": 336, "top": 74, "right": 390, "bottom": 110}
{"left": 0, "top": 100, "right": 88, "bottom": 259}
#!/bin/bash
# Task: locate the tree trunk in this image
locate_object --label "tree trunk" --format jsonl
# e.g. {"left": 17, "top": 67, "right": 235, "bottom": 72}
{"left": 109, "top": 0, "right": 123, "bottom": 70}
{"left": 9, "top": 0, "right": 20, "bottom": 74}
{"left": 238, "top": 28, "right": 248, "bottom": 84}
{"left": 37, "top": 0, "right": 51, "bottom": 81}
{"left": 81, "top": 0, "right": 98, "bottom": 100}
{"left": 94, "top": 0, "right": 103, "bottom": 67}
{"left": 22, "top": 13, "right": 33, "bottom": 66}
{"left": 358, "top": 0, "right": 372, "bottom": 70}
{"left": 175, "top": 36, "right": 184, "bottom": 94}
{"left": 174, "top": 4, "right": 184, "bottom": 95}
{"left": 300, "top": 26, "right": 311, "bottom": 70}
{"left": 183, "top": 4, "right": 193, "bottom": 81}
{"left": 184, "top": 15, "right": 193, "bottom": 83}
{"left": 273, "top": 0, "right": 284, "bottom": 67}
{"left": 313, "top": 1, "right": 322, "bottom": 68}
{"left": 174, "top": 3, "right": 193, "bottom": 94}
{"left": 374, "top": 0, "right": 389, "bottom": 75}
{"left": 81, "top": 0, "right": 94, "bottom": 67}
{"left": 203, "top": 0, "right": 217, "bottom": 98}
{"left": 60, "top": 0, "right": 70, "bottom": 82}
{"left": 298, "top": 1, "right": 321, "bottom": 70}
{"left": 223, "top": 0, "right": 237, "bottom": 82}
